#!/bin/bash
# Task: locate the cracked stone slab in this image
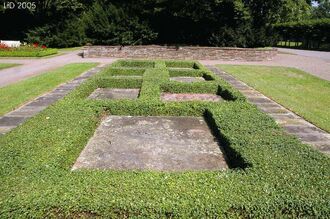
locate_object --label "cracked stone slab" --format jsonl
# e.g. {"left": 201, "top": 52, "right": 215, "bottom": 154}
{"left": 88, "top": 88, "right": 140, "bottom": 100}
{"left": 161, "top": 93, "right": 223, "bottom": 102}
{"left": 72, "top": 116, "right": 228, "bottom": 171}
{"left": 170, "top": 77, "right": 205, "bottom": 83}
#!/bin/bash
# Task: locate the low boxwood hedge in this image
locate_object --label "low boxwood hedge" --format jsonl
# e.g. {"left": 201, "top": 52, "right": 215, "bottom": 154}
{"left": 0, "top": 48, "right": 58, "bottom": 57}
{"left": 0, "top": 60, "right": 328, "bottom": 218}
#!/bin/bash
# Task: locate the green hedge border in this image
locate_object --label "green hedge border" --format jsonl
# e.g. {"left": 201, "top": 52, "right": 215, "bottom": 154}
{"left": 0, "top": 60, "right": 328, "bottom": 217}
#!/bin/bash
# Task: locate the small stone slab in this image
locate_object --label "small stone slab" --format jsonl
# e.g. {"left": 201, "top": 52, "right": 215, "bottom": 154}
{"left": 170, "top": 77, "right": 205, "bottom": 83}
{"left": 111, "top": 75, "right": 142, "bottom": 79}
{"left": 88, "top": 88, "right": 140, "bottom": 100}
{"left": 6, "top": 106, "right": 46, "bottom": 117}
{"left": 0, "top": 116, "right": 28, "bottom": 126}
{"left": 168, "top": 67, "right": 195, "bottom": 70}
{"left": 161, "top": 93, "right": 222, "bottom": 102}
{"left": 72, "top": 116, "right": 228, "bottom": 171}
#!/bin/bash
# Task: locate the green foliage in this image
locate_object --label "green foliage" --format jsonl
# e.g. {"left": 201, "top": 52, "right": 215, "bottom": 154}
{"left": 0, "top": 48, "right": 58, "bottom": 57}
{"left": 168, "top": 69, "right": 204, "bottom": 77}
{"left": 113, "top": 60, "right": 155, "bottom": 68}
{"left": 312, "top": 0, "right": 330, "bottom": 18}
{"left": 2, "top": 0, "right": 314, "bottom": 47}
{"left": 274, "top": 18, "right": 330, "bottom": 50}
{"left": 83, "top": 1, "right": 157, "bottom": 45}
{"left": 0, "top": 59, "right": 328, "bottom": 217}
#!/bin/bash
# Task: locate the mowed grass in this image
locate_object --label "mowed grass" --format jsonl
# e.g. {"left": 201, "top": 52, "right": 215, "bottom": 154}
{"left": 0, "top": 63, "right": 20, "bottom": 70}
{"left": 217, "top": 65, "right": 330, "bottom": 132}
{"left": 0, "top": 63, "right": 98, "bottom": 116}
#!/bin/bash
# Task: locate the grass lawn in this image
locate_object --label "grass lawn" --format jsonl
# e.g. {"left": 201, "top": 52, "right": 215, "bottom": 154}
{"left": 0, "top": 63, "right": 98, "bottom": 116}
{"left": 218, "top": 65, "right": 330, "bottom": 132}
{"left": 0, "top": 63, "right": 20, "bottom": 70}
{"left": 0, "top": 60, "right": 328, "bottom": 217}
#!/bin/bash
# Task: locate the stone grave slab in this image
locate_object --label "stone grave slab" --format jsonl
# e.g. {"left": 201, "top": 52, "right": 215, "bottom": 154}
{"left": 170, "top": 77, "right": 205, "bottom": 83}
{"left": 161, "top": 93, "right": 223, "bottom": 102}
{"left": 89, "top": 88, "right": 139, "bottom": 100}
{"left": 72, "top": 116, "right": 227, "bottom": 171}
{"left": 111, "top": 75, "right": 142, "bottom": 79}
{"left": 168, "top": 67, "right": 195, "bottom": 70}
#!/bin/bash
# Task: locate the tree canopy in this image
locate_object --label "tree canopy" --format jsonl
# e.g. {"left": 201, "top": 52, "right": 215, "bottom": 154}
{"left": 0, "top": 0, "right": 316, "bottom": 47}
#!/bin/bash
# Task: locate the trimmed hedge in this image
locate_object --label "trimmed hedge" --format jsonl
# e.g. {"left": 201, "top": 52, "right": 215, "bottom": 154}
{"left": 274, "top": 19, "right": 330, "bottom": 50}
{"left": 0, "top": 60, "right": 328, "bottom": 217}
{"left": 165, "top": 60, "right": 199, "bottom": 69}
{"left": 0, "top": 48, "right": 58, "bottom": 57}
{"left": 112, "top": 60, "right": 155, "bottom": 68}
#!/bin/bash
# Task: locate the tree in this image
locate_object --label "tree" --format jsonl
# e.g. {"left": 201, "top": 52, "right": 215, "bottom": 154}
{"left": 312, "top": 0, "right": 330, "bottom": 18}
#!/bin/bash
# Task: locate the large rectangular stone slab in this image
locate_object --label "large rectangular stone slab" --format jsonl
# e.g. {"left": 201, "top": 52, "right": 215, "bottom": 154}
{"left": 73, "top": 116, "right": 228, "bottom": 171}
{"left": 161, "top": 93, "right": 223, "bottom": 102}
{"left": 88, "top": 88, "right": 140, "bottom": 100}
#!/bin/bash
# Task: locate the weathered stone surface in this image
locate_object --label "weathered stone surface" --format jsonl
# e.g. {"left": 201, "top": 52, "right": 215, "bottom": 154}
{"left": 170, "top": 77, "right": 205, "bottom": 83}
{"left": 258, "top": 107, "right": 289, "bottom": 114}
{"left": 247, "top": 97, "right": 273, "bottom": 104}
{"left": 89, "top": 88, "right": 140, "bottom": 100}
{"left": 161, "top": 93, "right": 223, "bottom": 102}
{"left": 72, "top": 116, "right": 228, "bottom": 171}
{"left": 6, "top": 106, "right": 46, "bottom": 117}
{"left": 111, "top": 75, "right": 142, "bottom": 79}
{"left": 0, "top": 116, "right": 28, "bottom": 126}
{"left": 0, "top": 126, "right": 15, "bottom": 135}
{"left": 83, "top": 46, "right": 278, "bottom": 61}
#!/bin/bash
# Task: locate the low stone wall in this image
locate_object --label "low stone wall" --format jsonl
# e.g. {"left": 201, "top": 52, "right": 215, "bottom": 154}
{"left": 83, "top": 45, "right": 277, "bottom": 61}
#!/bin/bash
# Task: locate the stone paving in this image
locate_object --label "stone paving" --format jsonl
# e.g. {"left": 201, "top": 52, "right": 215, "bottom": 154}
{"left": 170, "top": 77, "right": 205, "bottom": 83}
{"left": 0, "top": 65, "right": 106, "bottom": 135}
{"left": 207, "top": 65, "right": 330, "bottom": 154}
{"left": 88, "top": 88, "right": 140, "bottom": 100}
{"left": 161, "top": 93, "right": 223, "bottom": 102}
{"left": 72, "top": 116, "right": 228, "bottom": 171}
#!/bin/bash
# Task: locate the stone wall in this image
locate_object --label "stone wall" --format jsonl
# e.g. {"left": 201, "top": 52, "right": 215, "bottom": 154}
{"left": 83, "top": 45, "right": 278, "bottom": 61}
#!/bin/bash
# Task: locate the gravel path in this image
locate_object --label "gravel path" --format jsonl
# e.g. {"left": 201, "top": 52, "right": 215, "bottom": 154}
{"left": 276, "top": 48, "right": 330, "bottom": 61}
{"left": 0, "top": 51, "right": 116, "bottom": 88}
{"left": 200, "top": 49, "right": 330, "bottom": 81}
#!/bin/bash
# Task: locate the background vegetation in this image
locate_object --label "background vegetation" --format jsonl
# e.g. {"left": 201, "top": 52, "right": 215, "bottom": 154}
{"left": 1, "top": 0, "right": 328, "bottom": 48}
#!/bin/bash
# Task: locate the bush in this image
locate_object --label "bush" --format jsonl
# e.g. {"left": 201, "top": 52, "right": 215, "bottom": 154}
{"left": 0, "top": 47, "right": 58, "bottom": 57}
